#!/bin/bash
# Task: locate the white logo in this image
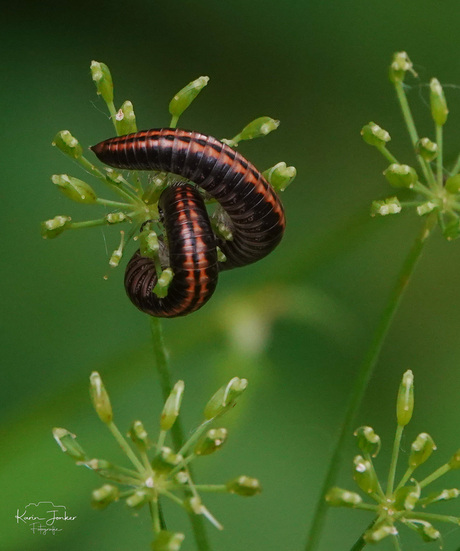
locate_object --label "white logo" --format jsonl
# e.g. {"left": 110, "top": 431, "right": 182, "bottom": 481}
{"left": 15, "top": 501, "right": 77, "bottom": 535}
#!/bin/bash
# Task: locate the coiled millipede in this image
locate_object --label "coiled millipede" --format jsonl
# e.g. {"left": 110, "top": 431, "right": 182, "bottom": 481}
{"left": 91, "top": 128, "right": 286, "bottom": 318}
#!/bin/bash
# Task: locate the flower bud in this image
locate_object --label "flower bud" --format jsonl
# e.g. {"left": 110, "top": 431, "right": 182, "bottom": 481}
{"left": 204, "top": 377, "right": 248, "bottom": 420}
{"left": 370, "top": 197, "right": 402, "bottom": 217}
{"left": 361, "top": 122, "right": 391, "bottom": 147}
{"left": 128, "top": 420, "right": 151, "bottom": 452}
{"left": 85, "top": 459, "right": 139, "bottom": 484}
{"left": 409, "top": 521, "right": 441, "bottom": 543}
{"left": 448, "top": 449, "right": 460, "bottom": 469}
{"left": 91, "top": 61, "right": 114, "bottom": 104}
{"left": 409, "top": 433, "right": 436, "bottom": 468}
{"left": 226, "top": 475, "right": 262, "bottom": 496}
{"left": 446, "top": 174, "right": 460, "bottom": 194}
{"left": 263, "top": 162, "right": 296, "bottom": 192}
{"left": 238, "top": 117, "right": 279, "bottom": 142}
{"left": 53, "top": 427, "right": 87, "bottom": 461}
{"left": 140, "top": 230, "right": 160, "bottom": 258}
{"left": 353, "top": 455, "right": 379, "bottom": 495}
{"left": 364, "top": 522, "right": 397, "bottom": 543}
{"left": 126, "top": 489, "right": 150, "bottom": 509}
{"left": 109, "top": 248, "right": 123, "bottom": 268}
{"left": 389, "top": 51, "right": 416, "bottom": 83}
{"left": 52, "top": 174, "right": 97, "bottom": 204}
{"left": 153, "top": 268, "right": 174, "bottom": 298}
{"left": 91, "top": 484, "right": 120, "bottom": 510}
{"left": 161, "top": 380, "right": 185, "bottom": 431}
{"left": 152, "top": 531, "right": 185, "bottom": 551}
{"left": 325, "top": 487, "right": 363, "bottom": 507}
{"left": 354, "top": 426, "right": 381, "bottom": 457}
{"left": 41, "top": 215, "right": 72, "bottom": 239}
{"left": 89, "top": 371, "right": 113, "bottom": 424}
{"left": 169, "top": 76, "right": 209, "bottom": 120}
{"left": 422, "top": 488, "right": 459, "bottom": 506}
{"left": 416, "top": 201, "right": 437, "bottom": 216}
{"left": 195, "top": 428, "right": 228, "bottom": 456}
{"left": 394, "top": 484, "right": 420, "bottom": 511}
{"left": 106, "top": 212, "right": 127, "bottom": 224}
{"left": 383, "top": 164, "right": 418, "bottom": 188}
{"left": 416, "top": 138, "right": 438, "bottom": 162}
{"left": 52, "top": 130, "right": 83, "bottom": 159}
{"left": 430, "top": 78, "right": 448, "bottom": 126}
{"left": 152, "top": 447, "right": 184, "bottom": 474}
{"left": 396, "top": 369, "right": 414, "bottom": 427}
{"left": 116, "top": 100, "right": 137, "bottom": 135}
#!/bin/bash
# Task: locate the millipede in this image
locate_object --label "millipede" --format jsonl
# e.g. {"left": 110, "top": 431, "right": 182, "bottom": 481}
{"left": 91, "top": 128, "right": 286, "bottom": 318}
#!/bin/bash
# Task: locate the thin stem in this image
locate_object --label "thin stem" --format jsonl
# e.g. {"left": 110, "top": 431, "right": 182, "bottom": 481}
{"left": 450, "top": 151, "right": 460, "bottom": 177}
{"left": 149, "top": 500, "right": 162, "bottom": 534}
{"left": 387, "top": 425, "right": 404, "bottom": 496}
{"left": 69, "top": 218, "right": 112, "bottom": 230}
{"left": 419, "top": 463, "right": 451, "bottom": 489}
{"left": 436, "top": 124, "right": 444, "bottom": 188}
{"left": 107, "top": 421, "right": 145, "bottom": 473}
{"left": 405, "top": 511, "right": 460, "bottom": 525}
{"left": 392, "top": 535, "right": 402, "bottom": 551}
{"left": 304, "top": 214, "right": 436, "bottom": 551}
{"left": 377, "top": 145, "right": 399, "bottom": 165}
{"left": 178, "top": 419, "right": 213, "bottom": 457}
{"left": 349, "top": 519, "right": 377, "bottom": 551}
{"left": 193, "top": 485, "right": 228, "bottom": 493}
{"left": 394, "top": 82, "right": 436, "bottom": 188}
{"left": 150, "top": 317, "right": 212, "bottom": 551}
{"left": 395, "top": 466, "right": 415, "bottom": 491}
{"left": 95, "top": 197, "right": 132, "bottom": 208}
{"left": 364, "top": 453, "right": 385, "bottom": 499}
{"left": 170, "top": 115, "right": 179, "bottom": 128}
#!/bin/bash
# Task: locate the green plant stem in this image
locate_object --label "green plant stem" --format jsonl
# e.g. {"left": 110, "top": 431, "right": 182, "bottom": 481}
{"left": 149, "top": 500, "right": 162, "bottom": 534}
{"left": 450, "top": 152, "right": 460, "bottom": 176}
{"left": 387, "top": 424, "right": 404, "bottom": 496}
{"left": 107, "top": 421, "right": 145, "bottom": 472}
{"left": 405, "top": 511, "right": 460, "bottom": 524}
{"left": 419, "top": 463, "right": 451, "bottom": 489}
{"left": 394, "top": 82, "right": 436, "bottom": 188}
{"left": 377, "top": 145, "right": 399, "bottom": 165}
{"left": 193, "top": 485, "right": 228, "bottom": 493}
{"left": 349, "top": 519, "right": 377, "bottom": 551}
{"left": 305, "top": 214, "right": 436, "bottom": 551}
{"left": 436, "top": 124, "right": 443, "bottom": 188}
{"left": 95, "top": 198, "right": 131, "bottom": 208}
{"left": 150, "top": 317, "right": 212, "bottom": 551}
{"left": 392, "top": 535, "right": 402, "bottom": 551}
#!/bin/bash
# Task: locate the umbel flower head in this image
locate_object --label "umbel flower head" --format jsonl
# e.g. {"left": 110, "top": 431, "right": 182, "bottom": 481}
{"left": 326, "top": 369, "right": 460, "bottom": 547}
{"left": 42, "top": 61, "right": 296, "bottom": 292}
{"left": 363, "top": 52, "right": 460, "bottom": 241}
{"left": 53, "top": 374, "right": 260, "bottom": 549}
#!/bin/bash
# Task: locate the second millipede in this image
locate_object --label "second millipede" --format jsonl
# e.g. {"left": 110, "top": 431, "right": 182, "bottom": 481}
{"left": 91, "top": 128, "right": 286, "bottom": 317}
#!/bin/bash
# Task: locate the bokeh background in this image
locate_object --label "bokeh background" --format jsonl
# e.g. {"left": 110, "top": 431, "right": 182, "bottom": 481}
{"left": 2, "top": 1, "right": 460, "bottom": 550}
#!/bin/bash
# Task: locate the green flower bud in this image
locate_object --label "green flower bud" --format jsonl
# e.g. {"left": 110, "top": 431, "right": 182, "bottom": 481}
{"left": 152, "top": 447, "right": 184, "bottom": 474}
{"left": 416, "top": 138, "right": 438, "bottom": 162}
{"left": 389, "top": 51, "right": 416, "bottom": 83}
{"left": 409, "top": 433, "right": 436, "bottom": 468}
{"left": 89, "top": 371, "right": 113, "bottom": 424}
{"left": 416, "top": 201, "right": 437, "bottom": 216}
{"left": 352, "top": 455, "right": 379, "bottom": 495}
{"left": 364, "top": 522, "right": 398, "bottom": 543}
{"left": 152, "top": 531, "right": 185, "bottom": 551}
{"left": 325, "top": 487, "right": 363, "bottom": 507}
{"left": 354, "top": 426, "right": 381, "bottom": 457}
{"left": 52, "top": 130, "right": 83, "bottom": 159}
{"left": 90, "top": 61, "right": 114, "bottom": 104}
{"left": 195, "top": 428, "right": 228, "bottom": 456}
{"left": 41, "top": 215, "right": 72, "bottom": 239}
{"left": 116, "top": 100, "right": 137, "bottom": 135}
{"left": 140, "top": 230, "right": 160, "bottom": 258}
{"left": 263, "top": 162, "right": 297, "bottom": 192}
{"left": 53, "top": 427, "right": 87, "bottom": 461}
{"left": 397, "top": 369, "right": 414, "bottom": 427}
{"left": 128, "top": 420, "right": 151, "bottom": 452}
{"left": 216, "top": 246, "right": 227, "bottom": 263}
{"left": 238, "top": 117, "right": 280, "bottom": 142}
{"left": 430, "top": 78, "right": 448, "bottom": 127}
{"left": 126, "top": 489, "right": 150, "bottom": 509}
{"left": 109, "top": 248, "right": 123, "bottom": 268}
{"left": 370, "top": 197, "right": 402, "bottom": 217}
{"left": 422, "top": 488, "right": 459, "bottom": 506}
{"left": 394, "top": 484, "right": 420, "bottom": 511}
{"left": 361, "top": 122, "right": 391, "bottom": 147}
{"left": 448, "top": 449, "right": 460, "bottom": 469}
{"left": 204, "top": 377, "right": 248, "bottom": 420}
{"left": 169, "top": 76, "right": 209, "bottom": 120}
{"left": 52, "top": 174, "right": 97, "bottom": 204}
{"left": 85, "top": 459, "right": 139, "bottom": 484}
{"left": 106, "top": 212, "right": 127, "bottom": 224}
{"left": 408, "top": 520, "right": 441, "bottom": 543}
{"left": 184, "top": 498, "right": 222, "bottom": 529}
{"left": 446, "top": 174, "right": 460, "bottom": 194}
{"left": 383, "top": 164, "right": 418, "bottom": 189}
{"left": 153, "top": 268, "right": 174, "bottom": 298}
{"left": 226, "top": 475, "right": 262, "bottom": 496}
{"left": 105, "top": 168, "right": 125, "bottom": 185}
{"left": 91, "top": 484, "right": 120, "bottom": 510}
{"left": 161, "top": 380, "right": 185, "bottom": 431}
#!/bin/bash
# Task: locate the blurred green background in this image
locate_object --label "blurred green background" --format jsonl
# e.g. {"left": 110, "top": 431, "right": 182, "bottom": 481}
{"left": 2, "top": 1, "right": 460, "bottom": 550}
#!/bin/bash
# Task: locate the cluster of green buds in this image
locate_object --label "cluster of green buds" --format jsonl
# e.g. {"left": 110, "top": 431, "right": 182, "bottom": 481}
{"left": 363, "top": 52, "right": 460, "bottom": 240}
{"left": 53, "top": 373, "right": 260, "bottom": 550}
{"left": 41, "top": 61, "right": 296, "bottom": 286}
{"left": 326, "top": 370, "right": 460, "bottom": 547}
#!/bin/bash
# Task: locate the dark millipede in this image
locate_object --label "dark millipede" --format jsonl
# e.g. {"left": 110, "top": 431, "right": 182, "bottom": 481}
{"left": 91, "top": 128, "right": 286, "bottom": 317}
{"left": 124, "top": 183, "right": 219, "bottom": 318}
